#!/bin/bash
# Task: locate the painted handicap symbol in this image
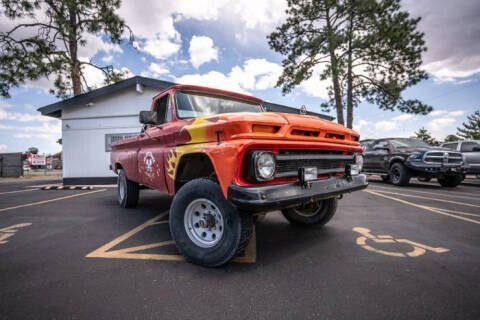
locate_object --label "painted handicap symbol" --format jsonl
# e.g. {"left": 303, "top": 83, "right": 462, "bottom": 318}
{"left": 353, "top": 227, "right": 449, "bottom": 257}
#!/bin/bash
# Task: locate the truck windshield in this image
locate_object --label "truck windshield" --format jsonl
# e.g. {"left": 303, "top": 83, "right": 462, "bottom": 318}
{"left": 175, "top": 91, "right": 263, "bottom": 118}
{"left": 389, "top": 138, "right": 431, "bottom": 148}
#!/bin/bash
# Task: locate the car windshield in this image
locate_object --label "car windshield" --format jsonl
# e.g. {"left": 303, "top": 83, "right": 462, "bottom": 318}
{"left": 389, "top": 138, "right": 431, "bottom": 148}
{"left": 175, "top": 91, "right": 263, "bottom": 118}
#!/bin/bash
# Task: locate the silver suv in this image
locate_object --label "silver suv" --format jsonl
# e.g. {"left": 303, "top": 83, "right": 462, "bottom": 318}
{"left": 441, "top": 140, "right": 480, "bottom": 176}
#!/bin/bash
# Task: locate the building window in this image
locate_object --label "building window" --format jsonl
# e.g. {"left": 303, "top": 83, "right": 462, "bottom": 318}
{"left": 105, "top": 133, "right": 139, "bottom": 152}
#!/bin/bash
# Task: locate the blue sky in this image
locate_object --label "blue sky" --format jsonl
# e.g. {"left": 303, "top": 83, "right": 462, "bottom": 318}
{"left": 1, "top": 0, "right": 479, "bottom": 155}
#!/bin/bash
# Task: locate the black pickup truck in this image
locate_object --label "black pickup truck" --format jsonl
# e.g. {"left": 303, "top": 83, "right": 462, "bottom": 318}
{"left": 361, "top": 138, "right": 464, "bottom": 187}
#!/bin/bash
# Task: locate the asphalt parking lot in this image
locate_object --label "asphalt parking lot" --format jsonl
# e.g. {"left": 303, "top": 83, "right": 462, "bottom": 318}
{"left": 0, "top": 177, "right": 479, "bottom": 319}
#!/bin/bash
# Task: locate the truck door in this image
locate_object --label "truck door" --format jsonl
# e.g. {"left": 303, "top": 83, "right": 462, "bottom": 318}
{"left": 137, "top": 93, "right": 171, "bottom": 192}
{"left": 365, "top": 140, "right": 389, "bottom": 172}
{"left": 461, "top": 141, "right": 480, "bottom": 171}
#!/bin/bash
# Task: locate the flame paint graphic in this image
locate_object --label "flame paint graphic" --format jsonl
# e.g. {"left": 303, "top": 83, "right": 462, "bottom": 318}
{"left": 166, "top": 149, "right": 180, "bottom": 180}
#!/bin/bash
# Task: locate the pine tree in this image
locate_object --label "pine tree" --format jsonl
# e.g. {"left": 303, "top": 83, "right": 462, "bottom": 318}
{"left": 457, "top": 109, "right": 480, "bottom": 140}
{"left": 0, "top": 0, "right": 133, "bottom": 98}
{"left": 415, "top": 127, "right": 438, "bottom": 145}
{"left": 268, "top": 0, "right": 432, "bottom": 128}
{"left": 444, "top": 135, "right": 459, "bottom": 142}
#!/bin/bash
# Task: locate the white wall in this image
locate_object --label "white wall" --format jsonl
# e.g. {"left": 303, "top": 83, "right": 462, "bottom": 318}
{"left": 62, "top": 86, "right": 159, "bottom": 178}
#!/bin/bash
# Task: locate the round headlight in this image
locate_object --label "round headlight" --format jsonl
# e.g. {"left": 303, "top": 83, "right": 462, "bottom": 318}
{"left": 255, "top": 152, "right": 276, "bottom": 180}
{"left": 355, "top": 154, "right": 364, "bottom": 171}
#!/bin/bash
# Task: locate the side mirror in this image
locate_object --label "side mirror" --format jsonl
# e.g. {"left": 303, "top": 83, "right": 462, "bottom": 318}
{"left": 374, "top": 144, "right": 389, "bottom": 151}
{"left": 139, "top": 111, "right": 157, "bottom": 125}
{"left": 472, "top": 146, "right": 480, "bottom": 152}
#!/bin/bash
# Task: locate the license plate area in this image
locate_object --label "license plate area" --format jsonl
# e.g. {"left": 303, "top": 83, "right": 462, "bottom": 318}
{"left": 300, "top": 167, "right": 317, "bottom": 181}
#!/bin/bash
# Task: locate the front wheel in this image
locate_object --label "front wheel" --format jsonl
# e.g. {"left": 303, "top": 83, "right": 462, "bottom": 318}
{"left": 169, "top": 178, "right": 253, "bottom": 267}
{"left": 281, "top": 198, "right": 338, "bottom": 226}
{"left": 389, "top": 163, "right": 410, "bottom": 186}
{"left": 438, "top": 175, "right": 463, "bottom": 187}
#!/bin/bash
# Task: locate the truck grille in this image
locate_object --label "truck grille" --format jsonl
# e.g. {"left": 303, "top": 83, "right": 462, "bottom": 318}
{"left": 274, "top": 150, "right": 355, "bottom": 178}
{"left": 424, "top": 151, "right": 462, "bottom": 165}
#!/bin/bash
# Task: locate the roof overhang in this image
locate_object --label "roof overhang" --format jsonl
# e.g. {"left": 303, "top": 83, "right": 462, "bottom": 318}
{"left": 37, "top": 76, "right": 333, "bottom": 121}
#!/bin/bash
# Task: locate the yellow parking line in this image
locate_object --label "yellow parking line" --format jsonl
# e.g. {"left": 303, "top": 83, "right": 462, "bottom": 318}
{"left": 0, "top": 189, "right": 40, "bottom": 195}
{"left": 0, "top": 189, "right": 107, "bottom": 213}
{"left": 366, "top": 189, "right": 480, "bottom": 208}
{"left": 364, "top": 190, "right": 480, "bottom": 225}
{"left": 368, "top": 185, "right": 480, "bottom": 201}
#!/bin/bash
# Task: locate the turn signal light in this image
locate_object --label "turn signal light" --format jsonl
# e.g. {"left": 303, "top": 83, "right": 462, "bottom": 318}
{"left": 252, "top": 124, "right": 280, "bottom": 134}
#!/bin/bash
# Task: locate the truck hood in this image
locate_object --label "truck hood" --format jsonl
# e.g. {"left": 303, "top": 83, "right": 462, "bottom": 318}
{"left": 177, "top": 112, "right": 360, "bottom": 146}
{"left": 396, "top": 147, "right": 451, "bottom": 153}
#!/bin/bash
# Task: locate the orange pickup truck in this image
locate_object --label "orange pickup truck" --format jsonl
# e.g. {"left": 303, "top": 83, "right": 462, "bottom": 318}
{"left": 110, "top": 84, "right": 367, "bottom": 266}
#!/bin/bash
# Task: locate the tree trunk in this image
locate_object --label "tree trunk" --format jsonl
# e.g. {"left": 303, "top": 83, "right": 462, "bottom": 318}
{"left": 346, "top": 16, "right": 354, "bottom": 129}
{"left": 68, "top": 5, "right": 81, "bottom": 96}
{"left": 326, "top": 8, "right": 344, "bottom": 125}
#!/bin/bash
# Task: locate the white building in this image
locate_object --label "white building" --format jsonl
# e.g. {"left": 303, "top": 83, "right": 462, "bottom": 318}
{"left": 38, "top": 76, "right": 331, "bottom": 185}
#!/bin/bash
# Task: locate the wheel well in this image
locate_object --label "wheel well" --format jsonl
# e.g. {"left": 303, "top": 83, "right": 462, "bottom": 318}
{"left": 389, "top": 158, "right": 404, "bottom": 168}
{"left": 114, "top": 163, "right": 123, "bottom": 172}
{"left": 175, "top": 153, "right": 216, "bottom": 192}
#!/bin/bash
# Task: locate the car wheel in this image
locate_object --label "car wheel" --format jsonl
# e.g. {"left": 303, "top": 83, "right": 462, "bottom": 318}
{"left": 381, "top": 175, "right": 390, "bottom": 182}
{"left": 417, "top": 176, "right": 431, "bottom": 182}
{"left": 281, "top": 198, "right": 337, "bottom": 226}
{"left": 169, "top": 178, "right": 253, "bottom": 267}
{"left": 389, "top": 163, "right": 410, "bottom": 186}
{"left": 117, "top": 169, "right": 139, "bottom": 208}
{"left": 438, "top": 175, "right": 463, "bottom": 187}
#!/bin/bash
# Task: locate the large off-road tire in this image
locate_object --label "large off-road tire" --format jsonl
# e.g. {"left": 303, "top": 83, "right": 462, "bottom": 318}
{"left": 438, "top": 175, "right": 463, "bottom": 188}
{"left": 281, "top": 198, "right": 338, "bottom": 226}
{"left": 389, "top": 162, "right": 411, "bottom": 186}
{"left": 169, "top": 178, "right": 253, "bottom": 267}
{"left": 117, "top": 169, "right": 139, "bottom": 208}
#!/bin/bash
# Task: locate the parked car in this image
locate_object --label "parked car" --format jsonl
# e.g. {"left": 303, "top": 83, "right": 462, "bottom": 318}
{"left": 110, "top": 84, "right": 368, "bottom": 267}
{"left": 441, "top": 140, "right": 480, "bottom": 176}
{"left": 361, "top": 138, "right": 464, "bottom": 187}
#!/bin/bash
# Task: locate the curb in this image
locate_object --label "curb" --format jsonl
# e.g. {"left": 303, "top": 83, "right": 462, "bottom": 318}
{"left": 41, "top": 186, "right": 94, "bottom": 190}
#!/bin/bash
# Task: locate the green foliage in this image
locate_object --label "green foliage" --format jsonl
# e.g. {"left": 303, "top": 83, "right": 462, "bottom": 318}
{"left": 0, "top": 0, "right": 133, "bottom": 98}
{"left": 415, "top": 127, "right": 438, "bottom": 146}
{"left": 27, "top": 147, "right": 38, "bottom": 154}
{"left": 444, "top": 134, "right": 459, "bottom": 142}
{"left": 457, "top": 109, "right": 480, "bottom": 140}
{"left": 268, "top": 0, "right": 431, "bottom": 128}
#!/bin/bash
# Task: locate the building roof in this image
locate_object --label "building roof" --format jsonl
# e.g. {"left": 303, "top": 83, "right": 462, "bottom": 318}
{"left": 38, "top": 76, "right": 333, "bottom": 120}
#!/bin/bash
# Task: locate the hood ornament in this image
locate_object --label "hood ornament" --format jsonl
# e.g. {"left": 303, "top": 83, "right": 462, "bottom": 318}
{"left": 300, "top": 105, "right": 307, "bottom": 115}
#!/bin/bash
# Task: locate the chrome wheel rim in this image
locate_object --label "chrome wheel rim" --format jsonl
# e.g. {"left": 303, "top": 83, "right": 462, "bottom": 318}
{"left": 292, "top": 201, "right": 323, "bottom": 217}
{"left": 184, "top": 198, "right": 224, "bottom": 248}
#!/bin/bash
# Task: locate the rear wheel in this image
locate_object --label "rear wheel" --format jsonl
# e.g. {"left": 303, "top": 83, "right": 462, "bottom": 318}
{"left": 389, "top": 163, "right": 410, "bottom": 186}
{"left": 169, "top": 178, "right": 253, "bottom": 267}
{"left": 281, "top": 198, "right": 337, "bottom": 226}
{"left": 117, "top": 169, "right": 139, "bottom": 208}
{"left": 438, "top": 175, "right": 462, "bottom": 187}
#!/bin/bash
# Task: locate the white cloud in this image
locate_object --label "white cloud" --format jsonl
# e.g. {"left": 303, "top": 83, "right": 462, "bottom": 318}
{"left": 297, "top": 65, "right": 330, "bottom": 99}
{"left": 404, "top": 0, "right": 480, "bottom": 83}
{"left": 0, "top": 144, "right": 7, "bottom": 151}
{"left": 427, "top": 117, "right": 456, "bottom": 132}
{"left": 142, "top": 63, "right": 170, "bottom": 78}
{"left": 375, "top": 121, "right": 399, "bottom": 132}
{"left": 175, "top": 58, "right": 283, "bottom": 93}
{"left": 429, "top": 110, "right": 464, "bottom": 117}
{"left": 392, "top": 114, "right": 415, "bottom": 121}
{"left": 353, "top": 119, "right": 371, "bottom": 131}
{"left": 189, "top": 36, "right": 219, "bottom": 69}
{"left": 102, "top": 55, "right": 114, "bottom": 63}
{"left": 142, "top": 34, "right": 181, "bottom": 60}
